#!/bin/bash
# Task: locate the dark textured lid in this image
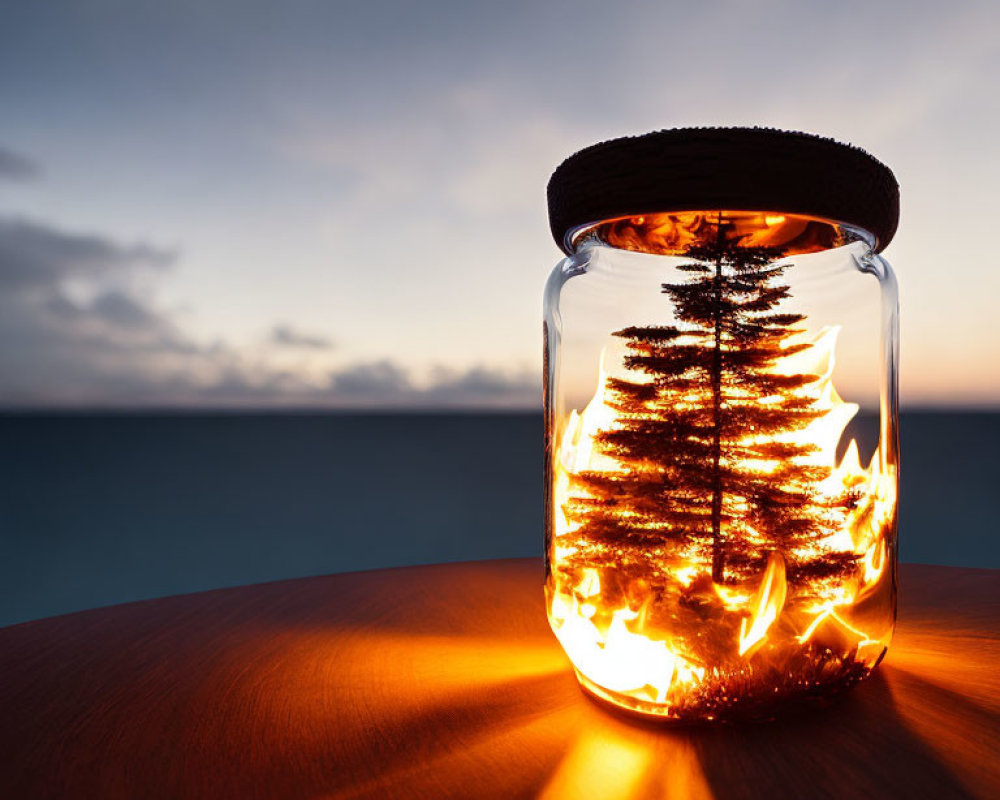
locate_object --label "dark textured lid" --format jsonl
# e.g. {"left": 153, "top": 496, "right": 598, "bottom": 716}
{"left": 547, "top": 127, "right": 899, "bottom": 253}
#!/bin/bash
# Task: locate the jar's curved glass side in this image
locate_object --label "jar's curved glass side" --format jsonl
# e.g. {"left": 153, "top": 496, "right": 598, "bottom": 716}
{"left": 857, "top": 251, "right": 900, "bottom": 645}
{"left": 543, "top": 252, "right": 592, "bottom": 580}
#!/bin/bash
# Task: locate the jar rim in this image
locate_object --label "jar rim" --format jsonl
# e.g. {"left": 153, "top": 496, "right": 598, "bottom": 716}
{"left": 566, "top": 210, "right": 875, "bottom": 258}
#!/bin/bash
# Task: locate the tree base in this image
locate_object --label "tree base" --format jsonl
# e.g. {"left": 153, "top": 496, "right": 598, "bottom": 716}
{"left": 574, "top": 644, "right": 883, "bottom": 724}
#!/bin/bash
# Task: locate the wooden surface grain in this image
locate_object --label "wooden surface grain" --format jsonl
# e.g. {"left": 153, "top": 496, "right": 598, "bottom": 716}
{"left": 0, "top": 560, "right": 997, "bottom": 799}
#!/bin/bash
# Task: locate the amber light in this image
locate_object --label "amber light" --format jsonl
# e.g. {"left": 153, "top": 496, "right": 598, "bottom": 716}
{"left": 547, "top": 213, "right": 896, "bottom": 720}
{"left": 586, "top": 210, "right": 846, "bottom": 256}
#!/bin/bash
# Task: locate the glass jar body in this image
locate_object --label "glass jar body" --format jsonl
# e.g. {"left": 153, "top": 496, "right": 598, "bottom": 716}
{"left": 543, "top": 211, "right": 898, "bottom": 721}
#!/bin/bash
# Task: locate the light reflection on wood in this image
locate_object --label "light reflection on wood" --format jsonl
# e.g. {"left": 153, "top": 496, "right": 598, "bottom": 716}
{"left": 0, "top": 560, "right": 996, "bottom": 799}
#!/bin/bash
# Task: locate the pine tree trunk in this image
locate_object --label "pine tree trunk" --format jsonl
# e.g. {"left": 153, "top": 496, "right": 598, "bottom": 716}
{"left": 710, "top": 220, "right": 726, "bottom": 584}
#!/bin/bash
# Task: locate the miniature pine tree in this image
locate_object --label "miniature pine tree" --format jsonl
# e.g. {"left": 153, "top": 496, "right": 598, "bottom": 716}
{"left": 564, "top": 224, "right": 856, "bottom": 604}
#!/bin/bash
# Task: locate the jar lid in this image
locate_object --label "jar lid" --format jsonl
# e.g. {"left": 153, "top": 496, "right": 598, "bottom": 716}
{"left": 547, "top": 127, "right": 899, "bottom": 253}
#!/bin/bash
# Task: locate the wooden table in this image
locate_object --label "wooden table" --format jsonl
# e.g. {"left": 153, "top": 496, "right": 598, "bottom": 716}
{"left": 1, "top": 560, "right": 997, "bottom": 799}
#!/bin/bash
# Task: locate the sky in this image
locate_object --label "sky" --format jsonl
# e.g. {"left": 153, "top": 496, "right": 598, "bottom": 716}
{"left": 0, "top": 0, "right": 998, "bottom": 409}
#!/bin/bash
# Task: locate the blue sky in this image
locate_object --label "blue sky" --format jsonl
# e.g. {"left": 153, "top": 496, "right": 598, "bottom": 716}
{"left": 0, "top": 0, "right": 998, "bottom": 407}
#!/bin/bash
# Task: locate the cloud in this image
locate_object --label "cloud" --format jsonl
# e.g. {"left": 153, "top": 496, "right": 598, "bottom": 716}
{"left": 91, "top": 290, "right": 165, "bottom": 331}
{"left": 0, "top": 213, "right": 207, "bottom": 404}
{"left": 0, "top": 146, "right": 39, "bottom": 180}
{"left": 422, "top": 364, "right": 537, "bottom": 403}
{"left": 270, "top": 324, "right": 333, "bottom": 349}
{"left": 327, "top": 360, "right": 537, "bottom": 408}
{"left": 0, "top": 217, "right": 175, "bottom": 290}
{"left": 331, "top": 360, "right": 410, "bottom": 396}
{"left": 0, "top": 211, "right": 537, "bottom": 408}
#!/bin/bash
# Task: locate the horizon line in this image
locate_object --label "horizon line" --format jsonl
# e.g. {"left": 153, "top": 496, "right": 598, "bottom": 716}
{"left": 1, "top": 404, "right": 998, "bottom": 416}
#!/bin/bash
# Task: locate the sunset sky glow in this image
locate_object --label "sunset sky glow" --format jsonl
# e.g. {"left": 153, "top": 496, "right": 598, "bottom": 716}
{"left": 0, "top": 0, "right": 998, "bottom": 408}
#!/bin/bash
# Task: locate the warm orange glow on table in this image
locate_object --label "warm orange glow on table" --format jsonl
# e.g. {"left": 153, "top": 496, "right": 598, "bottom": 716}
{"left": 0, "top": 560, "right": 996, "bottom": 799}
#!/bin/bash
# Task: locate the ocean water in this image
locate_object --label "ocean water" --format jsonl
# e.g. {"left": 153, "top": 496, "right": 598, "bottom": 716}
{"left": 0, "top": 411, "right": 996, "bottom": 628}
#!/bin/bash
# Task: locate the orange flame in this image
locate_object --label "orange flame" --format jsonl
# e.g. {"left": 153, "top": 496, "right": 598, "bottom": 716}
{"left": 738, "top": 552, "right": 787, "bottom": 657}
{"left": 587, "top": 211, "right": 845, "bottom": 256}
{"left": 548, "top": 323, "right": 896, "bottom": 718}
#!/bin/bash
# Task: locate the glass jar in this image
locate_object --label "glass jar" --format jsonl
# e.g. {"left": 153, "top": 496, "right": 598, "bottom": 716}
{"left": 543, "top": 128, "right": 899, "bottom": 721}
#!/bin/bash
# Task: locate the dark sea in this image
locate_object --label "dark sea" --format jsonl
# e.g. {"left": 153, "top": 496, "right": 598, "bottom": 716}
{"left": 0, "top": 411, "right": 996, "bottom": 628}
